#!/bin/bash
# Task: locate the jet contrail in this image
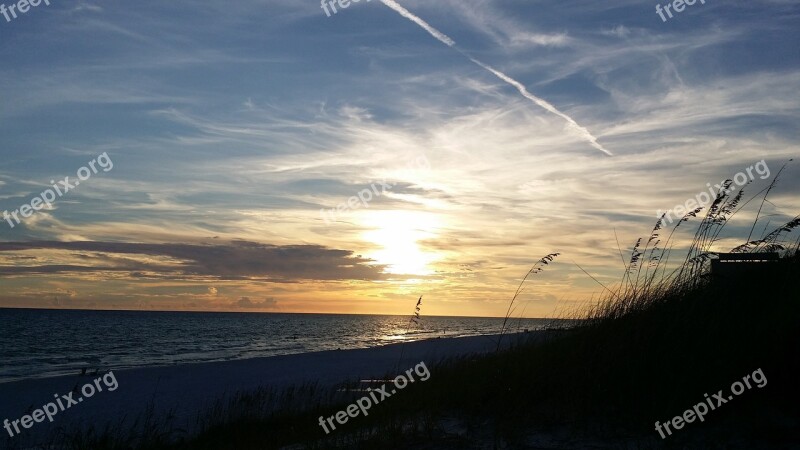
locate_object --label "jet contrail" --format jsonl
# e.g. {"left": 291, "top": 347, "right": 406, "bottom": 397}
{"left": 466, "top": 56, "right": 613, "bottom": 156}
{"left": 379, "top": 0, "right": 612, "bottom": 156}
{"left": 380, "top": 0, "right": 456, "bottom": 47}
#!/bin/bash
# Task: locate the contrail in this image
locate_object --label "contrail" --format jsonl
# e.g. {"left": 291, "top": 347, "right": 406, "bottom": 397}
{"left": 380, "top": 0, "right": 456, "bottom": 47}
{"left": 379, "top": 0, "right": 612, "bottom": 156}
{"left": 466, "top": 56, "right": 613, "bottom": 156}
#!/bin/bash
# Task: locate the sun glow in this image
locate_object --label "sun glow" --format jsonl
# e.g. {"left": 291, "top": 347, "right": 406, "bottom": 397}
{"left": 361, "top": 210, "right": 441, "bottom": 275}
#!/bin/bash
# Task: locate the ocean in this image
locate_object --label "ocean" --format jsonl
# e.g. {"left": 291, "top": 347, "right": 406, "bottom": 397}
{"left": 0, "top": 308, "right": 559, "bottom": 383}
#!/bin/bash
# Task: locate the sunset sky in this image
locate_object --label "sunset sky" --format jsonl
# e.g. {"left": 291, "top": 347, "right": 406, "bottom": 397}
{"left": 1, "top": 0, "right": 798, "bottom": 317}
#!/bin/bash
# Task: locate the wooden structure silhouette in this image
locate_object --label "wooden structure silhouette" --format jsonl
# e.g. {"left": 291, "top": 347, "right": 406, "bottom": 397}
{"left": 710, "top": 252, "right": 780, "bottom": 276}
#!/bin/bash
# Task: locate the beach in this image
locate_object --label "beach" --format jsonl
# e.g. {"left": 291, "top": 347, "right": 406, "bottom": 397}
{"left": 0, "top": 332, "right": 535, "bottom": 447}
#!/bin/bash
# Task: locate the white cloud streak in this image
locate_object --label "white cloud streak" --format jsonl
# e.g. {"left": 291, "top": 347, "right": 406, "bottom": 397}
{"left": 466, "top": 56, "right": 613, "bottom": 156}
{"left": 380, "top": 0, "right": 456, "bottom": 47}
{"left": 379, "top": 0, "right": 612, "bottom": 156}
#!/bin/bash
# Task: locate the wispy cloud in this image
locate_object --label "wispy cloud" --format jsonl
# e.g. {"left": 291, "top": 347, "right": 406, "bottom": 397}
{"left": 379, "top": 0, "right": 611, "bottom": 155}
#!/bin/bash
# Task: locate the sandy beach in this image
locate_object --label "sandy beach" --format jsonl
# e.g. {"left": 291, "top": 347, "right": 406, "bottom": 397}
{"left": 0, "top": 332, "right": 534, "bottom": 446}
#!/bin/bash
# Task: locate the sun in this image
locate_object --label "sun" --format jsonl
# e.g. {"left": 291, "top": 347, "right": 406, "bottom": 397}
{"left": 361, "top": 210, "right": 440, "bottom": 276}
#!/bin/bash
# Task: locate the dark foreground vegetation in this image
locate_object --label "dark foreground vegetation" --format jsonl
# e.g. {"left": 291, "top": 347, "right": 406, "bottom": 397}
{"left": 147, "top": 255, "right": 796, "bottom": 450}
{"left": 41, "top": 167, "right": 800, "bottom": 449}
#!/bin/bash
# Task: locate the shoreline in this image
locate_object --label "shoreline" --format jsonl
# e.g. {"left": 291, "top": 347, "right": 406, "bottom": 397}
{"left": 0, "top": 329, "right": 553, "bottom": 385}
{"left": 0, "top": 308, "right": 570, "bottom": 385}
{"left": 0, "top": 331, "right": 543, "bottom": 445}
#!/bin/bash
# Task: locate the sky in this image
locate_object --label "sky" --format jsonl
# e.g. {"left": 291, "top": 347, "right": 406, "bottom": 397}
{"left": 0, "top": 0, "right": 798, "bottom": 317}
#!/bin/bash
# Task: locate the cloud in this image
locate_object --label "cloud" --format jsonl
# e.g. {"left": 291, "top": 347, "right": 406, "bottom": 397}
{"left": 0, "top": 240, "right": 385, "bottom": 282}
{"left": 235, "top": 296, "right": 278, "bottom": 309}
{"left": 72, "top": 2, "right": 103, "bottom": 13}
{"left": 380, "top": 0, "right": 456, "bottom": 47}
{"left": 602, "top": 25, "right": 631, "bottom": 38}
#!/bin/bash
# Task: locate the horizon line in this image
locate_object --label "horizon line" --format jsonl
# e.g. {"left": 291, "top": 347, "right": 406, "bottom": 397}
{"left": 0, "top": 305, "right": 573, "bottom": 321}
